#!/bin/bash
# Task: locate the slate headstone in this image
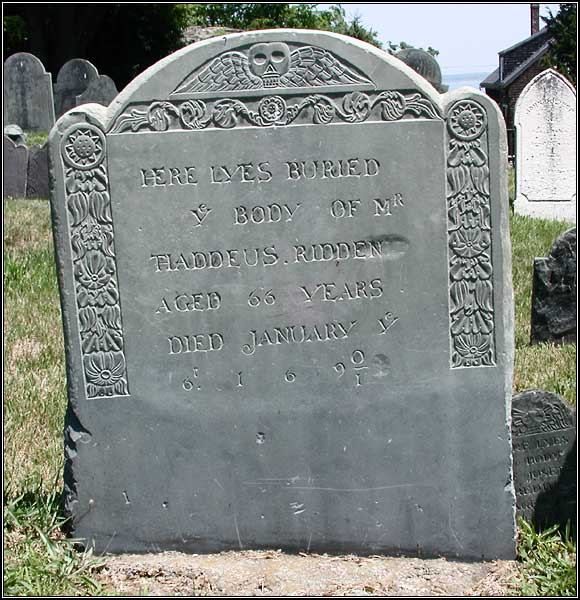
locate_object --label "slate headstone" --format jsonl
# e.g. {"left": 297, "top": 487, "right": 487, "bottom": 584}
{"left": 4, "top": 136, "right": 29, "bottom": 198}
{"left": 75, "top": 74, "right": 118, "bottom": 108}
{"left": 26, "top": 142, "right": 50, "bottom": 199}
{"left": 3, "top": 52, "right": 55, "bottom": 131}
{"left": 54, "top": 59, "right": 99, "bottom": 119}
{"left": 514, "top": 69, "right": 576, "bottom": 223}
{"left": 512, "top": 390, "right": 576, "bottom": 534}
{"left": 49, "top": 30, "right": 516, "bottom": 559}
{"left": 530, "top": 227, "right": 577, "bottom": 345}
{"left": 4, "top": 124, "right": 27, "bottom": 146}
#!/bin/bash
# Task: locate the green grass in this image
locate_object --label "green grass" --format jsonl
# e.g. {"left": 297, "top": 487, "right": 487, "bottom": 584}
{"left": 510, "top": 211, "right": 576, "bottom": 404}
{"left": 3, "top": 197, "right": 576, "bottom": 595}
{"left": 24, "top": 130, "right": 50, "bottom": 147}
{"left": 516, "top": 519, "right": 577, "bottom": 596}
{"left": 4, "top": 482, "right": 105, "bottom": 596}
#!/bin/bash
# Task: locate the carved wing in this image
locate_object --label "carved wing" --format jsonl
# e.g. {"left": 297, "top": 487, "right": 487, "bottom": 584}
{"left": 173, "top": 52, "right": 262, "bottom": 94}
{"left": 281, "top": 46, "right": 372, "bottom": 88}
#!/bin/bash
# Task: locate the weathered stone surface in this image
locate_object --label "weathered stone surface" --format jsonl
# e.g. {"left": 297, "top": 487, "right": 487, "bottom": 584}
{"left": 395, "top": 48, "right": 448, "bottom": 93}
{"left": 514, "top": 69, "right": 576, "bottom": 222}
{"left": 530, "top": 228, "right": 577, "bottom": 344}
{"left": 512, "top": 390, "right": 576, "bottom": 533}
{"left": 49, "top": 30, "right": 515, "bottom": 560}
{"left": 3, "top": 52, "right": 55, "bottom": 131}
{"left": 54, "top": 58, "right": 99, "bottom": 119}
{"left": 26, "top": 142, "right": 50, "bottom": 199}
{"left": 4, "top": 124, "right": 27, "bottom": 145}
{"left": 3, "top": 135, "right": 29, "bottom": 198}
{"left": 75, "top": 74, "right": 118, "bottom": 108}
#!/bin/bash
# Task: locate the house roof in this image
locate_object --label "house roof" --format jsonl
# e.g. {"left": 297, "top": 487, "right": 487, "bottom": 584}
{"left": 480, "top": 27, "right": 552, "bottom": 90}
{"left": 497, "top": 26, "right": 549, "bottom": 56}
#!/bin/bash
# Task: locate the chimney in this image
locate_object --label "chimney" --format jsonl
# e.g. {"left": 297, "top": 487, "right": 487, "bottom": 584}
{"left": 531, "top": 4, "right": 540, "bottom": 35}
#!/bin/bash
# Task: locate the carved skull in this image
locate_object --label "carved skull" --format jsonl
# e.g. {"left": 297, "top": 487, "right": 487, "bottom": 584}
{"left": 248, "top": 43, "right": 290, "bottom": 87}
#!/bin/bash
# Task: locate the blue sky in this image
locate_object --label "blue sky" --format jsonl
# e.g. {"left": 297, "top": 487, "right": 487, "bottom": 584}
{"left": 318, "top": 3, "right": 560, "bottom": 85}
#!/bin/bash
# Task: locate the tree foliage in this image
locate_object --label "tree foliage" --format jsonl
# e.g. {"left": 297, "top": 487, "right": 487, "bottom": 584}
{"left": 183, "top": 3, "right": 382, "bottom": 48}
{"left": 542, "top": 3, "right": 577, "bottom": 85}
{"left": 3, "top": 4, "right": 189, "bottom": 89}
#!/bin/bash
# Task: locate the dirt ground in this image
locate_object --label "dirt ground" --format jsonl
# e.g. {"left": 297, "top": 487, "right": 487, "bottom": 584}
{"left": 97, "top": 550, "right": 520, "bottom": 596}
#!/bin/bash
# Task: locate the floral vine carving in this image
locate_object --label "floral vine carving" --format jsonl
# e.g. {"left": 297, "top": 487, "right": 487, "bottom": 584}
{"left": 446, "top": 100, "right": 495, "bottom": 368}
{"left": 110, "top": 91, "right": 440, "bottom": 133}
{"left": 61, "top": 123, "right": 130, "bottom": 398}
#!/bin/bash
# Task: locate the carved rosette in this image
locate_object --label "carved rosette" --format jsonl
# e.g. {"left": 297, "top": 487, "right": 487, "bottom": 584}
{"left": 446, "top": 100, "right": 496, "bottom": 368}
{"left": 110, "top": 91, "right": 441, "bottom": 133}
{"left": 61, "top": 123, "right": 130, "bottom": 398}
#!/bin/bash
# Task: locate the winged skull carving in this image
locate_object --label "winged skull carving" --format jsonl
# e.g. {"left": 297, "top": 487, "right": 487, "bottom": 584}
{"left": 173, "top": 43, "right": 373, "bottom": 94}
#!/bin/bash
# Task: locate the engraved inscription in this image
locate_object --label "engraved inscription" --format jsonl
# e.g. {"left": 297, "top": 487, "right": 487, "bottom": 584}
{"left": 168, "top": 333, "right": 224, "bottom": 354}
{"left": 234, "top": 203, "right": 301, "bottom": 225}
{"left": 140, "top": 166, "right": 198, "bottom": 187}
{"left": 242, "top": 320, "right": 357, "bottom": 356}
{"left": 156, "top": 291, "right": 221, "bottom": 314}
{"left": 374, "top": 193, "right": 404, "bottom": 216}
{"left": 299, "top": 279, "right": 383, "bottom": 303}
{"left": 190, "top": 204, "right": 212, "bottom": 228}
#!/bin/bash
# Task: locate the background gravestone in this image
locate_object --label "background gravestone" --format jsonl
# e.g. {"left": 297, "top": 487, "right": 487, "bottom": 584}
{"left": 512, "top": 390, "right": 576, "bottom": 535}
{"left": 4, "top": 136, "right": 29, "bottom": 198}
{"left": 395, "top": 48, "right": 448, "bottom": 93}
{"left": 514, "top": 69, "right": 576, "bottom": 223}
{"left": 4, "top": 124, "right": 27, "bottom": 146}
{"left": 49, "top": 30, "right": 515, "bottom": 560}
{"left": 75, "top": 74, "right": 118, "bottom": 108}
{"left": 26, "top": 143, "right": 50, "bottom": 199}
{"left": 3, "top": 52, "right": 55, "bottom": 132}
{"left": 54, "top": 58, "right": 99, "bottom": 119}
{"left": 531, "top": 228, "right": 577, "bottom": 345}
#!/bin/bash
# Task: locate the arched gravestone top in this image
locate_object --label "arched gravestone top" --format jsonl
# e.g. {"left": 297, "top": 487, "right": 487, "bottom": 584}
{"left": 514, "top": 69, "right": 576, "bottom": 223}
{"left": 3, "top": 52, "right": 55, "bottom": 131}
{"left": 395, "top": 48, "right": 448, "bottom": 93}
{"left": 75, "top": 74, "right": 118, "bottom": 108}
{"left": 48, "top": 30, "right": 515, "bottom": 560}
{"left": 54, "top": 58, "right": 99, "bottom": 119}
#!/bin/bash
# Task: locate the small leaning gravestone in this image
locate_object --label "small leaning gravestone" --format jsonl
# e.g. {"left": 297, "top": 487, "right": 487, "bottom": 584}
{"left": 48, "top": 30, "right": 516, "bottom": 559}
{"left": 512, "top": 390, "right": 576, "bottom": 534}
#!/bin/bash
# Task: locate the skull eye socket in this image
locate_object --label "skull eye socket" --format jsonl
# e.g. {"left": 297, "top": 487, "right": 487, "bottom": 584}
{"left": 271, "top": 51, "right": 286, "bottom": 63}
{"left": 253, "top": 53, "right": 267, "bottom": 65}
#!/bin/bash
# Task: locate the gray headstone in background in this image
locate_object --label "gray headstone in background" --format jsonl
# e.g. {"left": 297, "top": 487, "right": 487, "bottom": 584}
{"left": 54, "top": 58, "right": 99, "bottom": 119}
{"left": 26, "top": 142, "right": 50, "bottom": 199}
{"left": 4, "top": 136, "right": 29, "bottom": 198}
{"left": 531, "top": 228, "right": 577, "bottom": 345}
{"left": 49, "top": 30, "right": 515, "bottom": 560}
{"left": 395, "top": 48, "right": 448, "bottom": 93}
{"left": 3, "top": 52, "right": 55, "bottom": 132}
{"left": 514, "top": 69, "right": 576, "bottom": 223}
{"left": 4, "top": 124, "right": 27, "bottom": 145}
{"left": 75, "top": 74, "right": 118, "bottom": 108}
{"left": 512, "top": 390, "right": 576, "bottom": 534}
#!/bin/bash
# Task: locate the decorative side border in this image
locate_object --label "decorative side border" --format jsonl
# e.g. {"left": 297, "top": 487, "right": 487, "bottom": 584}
{"left": 61, "top": 123, "right": 130, "bottom": 397}
{"left": 445, "top": 100, "right": 496, "bottom": 368}
{"left": 110, "top": 91, "right": 441, "bottom": 133}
